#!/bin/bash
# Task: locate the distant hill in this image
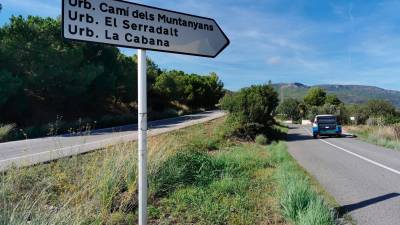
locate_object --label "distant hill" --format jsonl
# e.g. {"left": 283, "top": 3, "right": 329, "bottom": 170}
{"left": 272, "top": 83, "right": 400, "bottom": 108}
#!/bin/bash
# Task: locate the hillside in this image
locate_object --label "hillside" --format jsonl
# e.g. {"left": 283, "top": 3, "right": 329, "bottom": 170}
{"left": 273, "top": 83, "right": 400, "bottom": 108}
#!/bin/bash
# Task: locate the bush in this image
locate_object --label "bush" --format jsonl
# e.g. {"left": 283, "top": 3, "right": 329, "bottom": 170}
{"left": 277, "top": 98, "right": 301, "bottom": 121}
{"left": 255, "top": 134, "right": 268, "bottom": 145}
{"left": 366, "top": 117, "right": 386, "bottom": 126}
{"left": 383, "top": 115, "right": 400, "bottom": 125}
{"left": 0, "top": 124, "right": 15, "bottom": 141}
{"left": 220, "top": 84, "right": 279, "bottom": 139}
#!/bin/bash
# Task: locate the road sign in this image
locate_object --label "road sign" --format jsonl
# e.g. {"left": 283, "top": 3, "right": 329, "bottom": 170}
{"left": 62, "top": 1, "right": 229, "bottom": 225}
{"left": 62, "top": 0, "right": 230, "bottom": 57}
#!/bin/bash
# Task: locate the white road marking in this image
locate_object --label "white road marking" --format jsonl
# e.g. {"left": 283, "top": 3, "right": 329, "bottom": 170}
{"left": 303, "top": 128, "right": 400, "bottom": 176}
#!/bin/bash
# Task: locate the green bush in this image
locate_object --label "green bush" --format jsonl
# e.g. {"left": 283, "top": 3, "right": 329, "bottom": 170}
{"left": 220, "top": 84, "right": 279, "bottom": 138}
{"left": 255, "top": 134, "right": 268, "bottom": 145}
{"left": 277, "top": 98, "right": 301, "bottom": 121}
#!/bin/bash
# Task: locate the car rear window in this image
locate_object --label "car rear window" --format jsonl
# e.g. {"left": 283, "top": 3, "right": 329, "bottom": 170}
{"left": 317, "top": 117, "right": 336, "bottom": 123}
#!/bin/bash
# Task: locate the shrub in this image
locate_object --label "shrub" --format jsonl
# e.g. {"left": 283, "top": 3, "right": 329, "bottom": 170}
{"left": 255, "top": 134, "right": 268, "bottom": 145}
{"left": 0, "top": 124, "right": 15, "bottom": 140}
{"left": 277, "top": 98, "right": 301, "bottom": 121}
{"left": 366, "top": 117, "right": 385, "bottom": 126}
{"left": 220, "top": 84, "right": 279, "bottom": 139}
{"left": 364, "top": 100, "right": 396, "bottom": 118}
{"left": 383, "top": 115, "right": 400, "bottom": 125}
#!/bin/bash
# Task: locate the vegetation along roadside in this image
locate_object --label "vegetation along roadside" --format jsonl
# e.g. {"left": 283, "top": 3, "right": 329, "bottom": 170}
{"left": 1, "top": 84, "right": 340, "bottom": 225}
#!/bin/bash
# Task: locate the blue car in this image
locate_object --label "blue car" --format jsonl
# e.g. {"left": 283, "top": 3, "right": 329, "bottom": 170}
{"left": 312, "top": 115, "right": 342, "bottom": 138}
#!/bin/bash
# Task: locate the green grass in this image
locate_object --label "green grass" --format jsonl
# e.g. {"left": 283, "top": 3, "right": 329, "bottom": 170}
{"left": 151, "top": 143, "right": 284, "bottom": 225}
{"left": 0, "top": 118, "right": 337, "bottom": 225}
{"left": 269, "top": 142, "right": 335, "bottom": 225}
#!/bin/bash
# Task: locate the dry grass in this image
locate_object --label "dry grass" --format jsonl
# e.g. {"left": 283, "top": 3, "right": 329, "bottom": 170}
{"left": 346, "top": 124, "right": 400, "bottom": 150}
{"left": 0, "top": 124, "right": 15, "bottom": 141}
{"left": 0, "top": 119, "right": 226, "bottom": 224}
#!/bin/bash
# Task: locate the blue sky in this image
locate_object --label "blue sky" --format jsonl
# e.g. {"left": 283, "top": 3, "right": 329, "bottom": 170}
{"left": 1, "top": 0, "right": 400, "bottom": 91}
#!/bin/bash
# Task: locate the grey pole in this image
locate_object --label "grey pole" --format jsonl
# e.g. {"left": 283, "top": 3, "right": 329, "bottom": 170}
{"left": 138, "top": 49, "right": 148, "bottom": 225}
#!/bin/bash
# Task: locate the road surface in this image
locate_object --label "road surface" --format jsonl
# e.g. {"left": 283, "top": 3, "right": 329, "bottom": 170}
{"left": 287, "top": 125, "right": 400, "bottom": 225}
{"left": 0, "top": 111, "right": 225, "bottom": 171}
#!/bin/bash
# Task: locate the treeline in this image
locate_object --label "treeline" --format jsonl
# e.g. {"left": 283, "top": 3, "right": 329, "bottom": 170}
{"left": 0, "top": 16, "right": 224, "bottom": 136}
{"left": 277, "top": 87, "right": 400, "bottom": 125}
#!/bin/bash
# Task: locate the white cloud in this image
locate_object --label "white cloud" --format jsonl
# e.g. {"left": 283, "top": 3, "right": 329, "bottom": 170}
{"left": 267, "top": 56, "right": 282, "bottom": 65}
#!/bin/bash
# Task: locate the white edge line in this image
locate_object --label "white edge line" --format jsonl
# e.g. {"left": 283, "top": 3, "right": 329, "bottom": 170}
{"left": 302, "top": 128, "right": 400, "bottom": 176}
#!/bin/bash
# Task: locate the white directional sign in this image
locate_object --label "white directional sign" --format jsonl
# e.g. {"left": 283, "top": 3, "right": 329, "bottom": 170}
{"left": 62, "top": 1, "right": 230, "bottom": 225}
{"left": 62, "top": 0, "right": 230, "bottom": 57}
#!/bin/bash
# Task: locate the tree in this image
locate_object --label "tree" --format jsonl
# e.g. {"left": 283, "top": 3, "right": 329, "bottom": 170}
{"left": 0, "top": 16, "right": 133, "bottom": 124}
{"left": 277, "top": 98, "right": 301, "bottom": 121}
{"left": 306, "top": 106, "right": 320, "bottom": 121}
{"left": 364, "top": 100, "right": 396, "bottom": 117}
{"left": 0, "top": 15, "right": 226, "bottom": 129}
{"left": 346, "top": 104, "right": 368, "bottom": 125}
{"left": 0, "top": 70, "right": 22, "bottom": 107}
{"left": 304, "top": 87, "right": 327, "bottom": 106}
{"left": 153, "top": 71, "right": 224, "bottom": 110}
{"left": 298, "top": 102, "right": 308, "bottom": 119}
{"left": 221, "top": 84, "right": 279, "bottom": 138}
{"left": 325, "top": 94, "right": 342, "bottom": 106}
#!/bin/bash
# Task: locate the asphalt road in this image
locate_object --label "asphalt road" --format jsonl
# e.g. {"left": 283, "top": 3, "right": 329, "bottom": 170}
{"left": 287, "top": 125, "right": 400, "bottom": 225}
{"left": 0, "top": 111, "right": 225, "bottom": 171}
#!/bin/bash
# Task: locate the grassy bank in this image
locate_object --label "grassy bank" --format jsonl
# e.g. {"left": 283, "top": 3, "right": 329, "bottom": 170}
{"left": 0, "top": 118, "right": 336, "bottom": 225}
{"left": 346, "top": 125, "right": 400, "bottom": 150}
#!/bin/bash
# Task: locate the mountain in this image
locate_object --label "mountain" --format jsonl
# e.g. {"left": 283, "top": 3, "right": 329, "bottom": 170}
{"left": 272, "top": 83, "right": 400, "bottom": 108}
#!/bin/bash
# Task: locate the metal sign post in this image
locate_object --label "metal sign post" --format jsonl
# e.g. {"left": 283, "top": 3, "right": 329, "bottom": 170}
{"left": 137, "top": 49, "right": 147, "bottom": 225}
{"left": 62, "top": 1, "right": 229, "bottom": 224}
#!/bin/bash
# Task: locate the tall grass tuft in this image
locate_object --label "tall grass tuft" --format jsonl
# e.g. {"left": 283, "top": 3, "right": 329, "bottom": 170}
{"left": 150, "top": 149, "right": 221, "bottom": 198}
{"left": 298, "top": 198, "right": 335, "bottom": 225}
{"left": 255, "top": 134, "right": 268, "bottom": 145}
{"left": 0, "top": 124, "right": 15, "bottom": 141}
